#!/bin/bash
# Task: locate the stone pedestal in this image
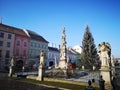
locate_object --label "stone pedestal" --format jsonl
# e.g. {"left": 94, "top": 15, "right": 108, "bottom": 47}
{"left": 37, "top": 66, "right": 44, "bottom": 81}
{"left": 59, "top": 60, "right": 67, "bottom": 77}
{"left": 8, "top": 56, "right": 14, "bottom": 77}
{"left": 59, "top": 60, "right": 66, "bottom": 69}
{"left": 37, "top": 50, "right": 45, "bottom": 81}
{"left": 100, "top": 67, "right": 113, "bottom": 90}
{"left": 8, "top": 66, "right": 13, "bottom": 77}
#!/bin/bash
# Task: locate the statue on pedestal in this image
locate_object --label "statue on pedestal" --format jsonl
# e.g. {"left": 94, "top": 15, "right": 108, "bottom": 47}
{"left": 98, "top": 42, "right": 111, "bottom": 68}
{"left": 37, "top": 50, "right": 45, "bottom": 81}
{"left": 98, "top": 42, "right": 113, "bottom": 90}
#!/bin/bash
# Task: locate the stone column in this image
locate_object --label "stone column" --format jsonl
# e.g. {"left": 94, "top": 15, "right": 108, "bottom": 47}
{"left": 8, "top": 56, "right": 14, "bottom": 77}
{"left": 59, "top": 27, "right": 67, "bottom": 69}
{"left": 54, "top": 56, "right": 58, "bottom": 68}
{"left": 37, "top": 51, "right": 45, "bottom": 81}
{"left": 111, "top": 56, "right": 115, "bottom": 77}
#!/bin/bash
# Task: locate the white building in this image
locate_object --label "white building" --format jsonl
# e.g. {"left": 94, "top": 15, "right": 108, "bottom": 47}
{"left": 47, "top": 47, "right": 60, "bottom": 67}
{"left": 67, "top": 47, "right": 80, "bottom": 65}
{"left": 73, "top": 45, "right": 82, "bottom": 54}
{"left": 47, "top": 46, "right": 79, "bottom": 67}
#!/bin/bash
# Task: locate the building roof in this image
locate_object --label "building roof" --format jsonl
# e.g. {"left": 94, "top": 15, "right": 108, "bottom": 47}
{"left": 27, "top": 30, "right": 48, "bottom": 43}
{"left": 48, "top": 47, "right": 60, "bottom": 52}
{"left": 68, "top": 47, "right": 80, "bottom": 54}
{"left": 0, "top": 23, "right": 29, "bottom": 37}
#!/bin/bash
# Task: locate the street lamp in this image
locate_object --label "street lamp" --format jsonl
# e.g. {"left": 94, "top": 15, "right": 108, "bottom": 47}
{"left": 82, "top": 65, "right": 85, "bottom": 71}
{"left": 92, "top": 66, "right": 95, "bottom": 85}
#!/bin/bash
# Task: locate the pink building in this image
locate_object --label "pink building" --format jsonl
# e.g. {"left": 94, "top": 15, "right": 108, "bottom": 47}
{"left": 0, "top": 24, "right": 15, "bottom": 69}
{"left": 14, "top": 28, "right": 30, "bottom": 67}
{"left": 0, "top": 23, "right": 30, "bottom": 70}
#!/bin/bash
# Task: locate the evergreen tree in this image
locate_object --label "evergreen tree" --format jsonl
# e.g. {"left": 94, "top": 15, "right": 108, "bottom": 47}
{"left": 80, "top": 25, "right": 99, "bottom": 69}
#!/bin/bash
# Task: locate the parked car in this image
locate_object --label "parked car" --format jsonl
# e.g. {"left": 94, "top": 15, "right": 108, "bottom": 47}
{"left": 75, "top": 71, "right": 88, "bottom": 77}
{"left": 48, "top": 65, "right": 55, "bottom": 70}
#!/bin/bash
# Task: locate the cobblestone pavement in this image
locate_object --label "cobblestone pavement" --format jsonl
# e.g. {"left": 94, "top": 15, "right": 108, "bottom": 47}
{"left": 0, "top": 78, "right": 59, "bottom": 90}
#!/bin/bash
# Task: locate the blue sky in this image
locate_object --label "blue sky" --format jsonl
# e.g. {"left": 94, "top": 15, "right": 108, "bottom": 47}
{"left": 0, "top": 0, "right": 120, "bottom": 57}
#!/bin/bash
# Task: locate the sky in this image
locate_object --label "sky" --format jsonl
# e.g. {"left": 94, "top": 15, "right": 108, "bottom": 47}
{"left": 0, "top": 0, "right": 120, "bottom": 58}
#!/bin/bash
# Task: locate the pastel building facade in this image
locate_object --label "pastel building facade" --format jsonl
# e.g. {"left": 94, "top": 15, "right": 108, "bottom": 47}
{"left": 14, "top": 29, "right": 30, "bottom": 66}
{"left": 0, "top": 24, "right": 15, "bottom": 69}
{"left": 73, "top": 45, "right": 82, "bottom": 54}
{"left": 67, "top": 47, "right": 80, "bottom": 64}
{"left": 0, "top": 24, "right": 30, "bottom": 70}
{"left": 26, "top": 30, "right": 48, "bottom": 66}
{"left": 48, "top": 47, "right": 60, "bottom": 67}
{"left": 47, "top": 46, "right": 79, "bottom": 67}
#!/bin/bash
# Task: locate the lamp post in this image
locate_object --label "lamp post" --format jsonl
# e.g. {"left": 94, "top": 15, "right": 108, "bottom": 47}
{"left": 92, "top": 66, "right": 95, "bottom": 84}
{"left": 82, "top": 65, "right": 85, "bottom": 71}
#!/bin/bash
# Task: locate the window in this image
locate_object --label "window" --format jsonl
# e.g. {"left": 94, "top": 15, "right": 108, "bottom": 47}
{"left": 0, "top": 50, "right": 2, "bottom": 58}
{"left": 44, "top": 45, "right": 46, "bottom": 49}
{"left": 16, "top": 41, "right": 20, "bottom": 46}
{"left": 23, "top": 50, "right": 26, "bottom": 56}
{"left": 24, "top": 42, "right": 27, "bottom": 47}
{"left": 37, "top": 43, "right": 39, "bottom": 47}
{"left": 5, "top": 50, "right": 10, "bottom": 58}
{"left": 0, "top": 32, "right": 4, "bottom": 38}
{"left": 39, "top": 44, "right": 41, "bottom": 48}
{"left": 0, "top": 41, "right": 3, "bottom": 46}
{"left": 16, "top": 49, "right": 19, "bottom": 56}
{"left": 8, "top": 34, "right": 12, "bottom": 39}
{"left": 34, "top": 43, "right": 36, "bottom": 47}
{"left": 31, "top": 42, "right": 33, "bottom": 47}
{"left": 7, "top": 42, "right": 10, "bottom": 47}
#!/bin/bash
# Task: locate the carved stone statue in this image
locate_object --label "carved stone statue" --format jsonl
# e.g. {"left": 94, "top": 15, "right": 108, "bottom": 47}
{"left": 98, "top": 42, "right": 111, "bottom": 68}
{"left": 10, "top": 56, "right": 14, "bottom": 67}
{"left": 40, "top": 50, "right": 45, "bottom": 66}
{"left": 62, "top": 28, "right": 66, "bottom": 46}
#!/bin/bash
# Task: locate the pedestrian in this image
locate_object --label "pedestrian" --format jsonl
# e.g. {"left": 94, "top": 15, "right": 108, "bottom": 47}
{"left": 111, "top": 76, "right": 117, "bottom": 90}
{"left": 92, "top": 78, "right": 95, "bottom": 87}
{"left": 85, "top": 80, "right": 95, "bottom": 90}
{"left": 99, "top": 75, "right": 105, "bottom": 90}
{"left": 111, "top": 73, "right": 118, "bottom": 90}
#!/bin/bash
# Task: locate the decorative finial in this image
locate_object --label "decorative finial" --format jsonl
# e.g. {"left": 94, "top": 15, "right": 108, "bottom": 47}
{"left": 86, "top": 24, "right": 89, "bottom": 30}
{"left": 62, "top": 26, "right": 65, "bottom": 33}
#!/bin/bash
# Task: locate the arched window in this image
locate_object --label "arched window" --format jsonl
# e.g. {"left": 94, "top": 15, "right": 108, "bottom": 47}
{"left": 24, "top": 42, "right": 27, "bottom": 47}
{"left": 16, "top": 49, "right": 19, "bottom": 56}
